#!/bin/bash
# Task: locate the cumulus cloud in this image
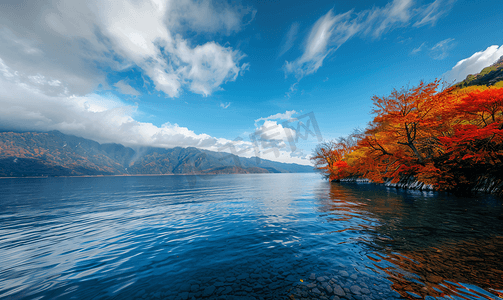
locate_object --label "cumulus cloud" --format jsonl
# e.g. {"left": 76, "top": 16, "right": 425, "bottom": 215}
{"left": 0, "top": 58, "right": 215, "bottom": 148}
{"left": 284, "top": 0, "right": 455, "bottom": 83}
{"left": 254, "top": 120, "right": 297, "bottom": 142}
{"left": 0, "top": 0, "right": 249, "bottom": 98}
{"left": 0, "top": 59, "right": 311, "bottom": 165}
{"left": 254, "top": 110, "right": 298, "bottom": 125}
{"left": 253, "top": 111, "right": 299, "bottom": 144}
{"left": 250, "top": 110, "right": 321, "bottom": 165}
{"left": 248, "top": 110, "right": 314, "bottom": 164}
{"left": 444, "top": 44, "right": 503, "bottom": 84}
{"left": 248, "top": 119, "right": 312, "bottom": 165}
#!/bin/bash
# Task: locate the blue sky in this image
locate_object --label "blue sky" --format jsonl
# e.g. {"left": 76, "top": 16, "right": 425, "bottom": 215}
{"left": 0, "top": 0, "right": 502, "bottom": 165}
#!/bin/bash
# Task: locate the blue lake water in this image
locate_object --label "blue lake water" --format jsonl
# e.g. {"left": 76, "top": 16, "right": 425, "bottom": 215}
{"left": 0, "top": 173, "right": 502, "bottom": 300}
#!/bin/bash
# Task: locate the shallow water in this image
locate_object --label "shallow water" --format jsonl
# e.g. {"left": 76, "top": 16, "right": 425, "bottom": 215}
{"left": 0, "top": 173, "right": 502, "bottom": 299}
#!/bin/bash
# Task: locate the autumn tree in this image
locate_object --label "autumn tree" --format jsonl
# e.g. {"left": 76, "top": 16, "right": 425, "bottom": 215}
{"left": 350, "top": 80, "right": 448, "bottom": 183}
{"left": 435, "top": 87, "right": 503, "bottom": 192}
{"left": 311, "top": 130, "right": 361, "bottom": 181}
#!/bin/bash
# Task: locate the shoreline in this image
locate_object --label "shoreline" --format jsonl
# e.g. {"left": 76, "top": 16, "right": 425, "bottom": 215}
{"left": 335, "top": 175, "right": 503, "bottom": 195}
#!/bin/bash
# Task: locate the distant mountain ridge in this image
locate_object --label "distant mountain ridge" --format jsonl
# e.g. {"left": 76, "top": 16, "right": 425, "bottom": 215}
{"left": 0, "top": 131, "right": 313, "bottom": 177}
{"left": 457, "top": 55, "right": 503, "bottom": 88}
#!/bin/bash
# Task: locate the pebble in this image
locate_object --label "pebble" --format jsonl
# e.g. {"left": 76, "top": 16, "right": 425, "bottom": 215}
{"left": 325, "top": 285, "right": 333, "bottom": 294}
{"left": 190, "top": 285, "right": 199, "bottom": 292}
{"left": 179, "top": 292, "right": 189, "bottom": 300}
{"left": 179, "top": 283, "right": 191, "bottom": 292}
{"left": 165, "top": 265, "right": 403, "bottom": 300}
{"left": 350, "top": 285, "right": 362, "bottom": 294}
{"left": 202, "top": 285, "right": 215, "bottom": 297}
{"left": 332, "top": 284, "right": 346, "bottom": 297}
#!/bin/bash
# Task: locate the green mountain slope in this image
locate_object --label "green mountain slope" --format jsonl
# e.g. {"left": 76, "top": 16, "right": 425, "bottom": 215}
{"left": 457, "top": 55, "right": 503, "bottom": 88}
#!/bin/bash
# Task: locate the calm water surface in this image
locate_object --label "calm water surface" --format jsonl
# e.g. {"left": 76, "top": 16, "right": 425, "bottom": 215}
{"left": 0, "top": 173, "right": 502, "bottom": 300}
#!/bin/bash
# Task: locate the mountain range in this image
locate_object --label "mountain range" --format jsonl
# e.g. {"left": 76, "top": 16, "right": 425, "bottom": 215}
{"left": 0, "top": 131, "right": 313, "bottom": 177}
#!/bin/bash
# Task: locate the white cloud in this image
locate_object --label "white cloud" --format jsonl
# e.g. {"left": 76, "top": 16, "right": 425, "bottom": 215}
{"left": 254, "top": 110, "right": 298, "bottom": 125}
{"left": 0, "top": 28, "right": 43, "bottom": 56}
{"left": 284, "top": 10, "right": 355, "bottom": 79}
{"left": 114, "top": 80, "right": 141, "bottom": 96}
{"left": 279, "top": 23, "right": 299, "bottom": 57}
{"left": 175, "top": 39, "right": 245, "bottom": 96}
{"left": 0, "top": 59, "right": 311, "bottom": 165}
{"left": 284, "top": 0, "right": 454, "bottom": 82}
{"left": 247, "top": 119, "right": 312, "bottom": 165}
{"left": 0, "top": 0, "right": 249, "bottom": 98}
{"left": 247, "top": 111, "right": 317, "bottom": 165}
{"left": 411, "top": 42, "right": 425, "bottom": 54}
{"left": 370, "top": 0, "right": 414, "bottom": 38}
{"left": 254, "top": 120, "right": 297, "bottom": 142}
{"left": 0, "top": 58, "right": 219, "bottom": 148}
{"left": 414, "top": 0, "right": 456, "bottom": 27}
{"left": 429, "top": 38, "right": 455, "bottom": 60}
{"left": 165, "top": 0, "right": 256, "bottom": 35}
{"left": 220, "top": 102, "right": 231, "bottom": 109}
{"left": 444, "top": 44, "right": 503, "bottom": 83}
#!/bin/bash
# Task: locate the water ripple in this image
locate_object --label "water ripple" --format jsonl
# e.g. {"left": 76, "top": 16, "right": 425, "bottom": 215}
{"left": 0, "top": 175, "right": 502, "bottom": 299}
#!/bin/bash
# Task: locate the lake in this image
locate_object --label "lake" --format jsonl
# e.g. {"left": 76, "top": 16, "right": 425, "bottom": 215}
{"left": 0, "top": 173, "right": 502, "bottom": 300}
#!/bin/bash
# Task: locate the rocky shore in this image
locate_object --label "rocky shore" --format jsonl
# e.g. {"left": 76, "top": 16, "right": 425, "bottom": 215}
{"left": 287, "top": 269, "right": 402, "bottom": 300}
{"left": 339, "top": 175, "right": 503, "bottom": 195}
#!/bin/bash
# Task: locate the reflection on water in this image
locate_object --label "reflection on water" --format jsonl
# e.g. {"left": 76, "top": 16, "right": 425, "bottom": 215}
{"left": 0, "top": 174, "right": 502, "bottom": 300}
{"left": 318, "top": 182, "right": 503, "bottom": 299}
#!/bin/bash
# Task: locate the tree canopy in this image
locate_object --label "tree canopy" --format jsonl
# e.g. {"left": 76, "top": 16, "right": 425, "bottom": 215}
{"left": 312, "top": 82, "right": 503, "bottom": 194}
